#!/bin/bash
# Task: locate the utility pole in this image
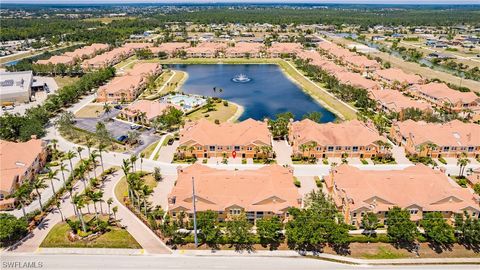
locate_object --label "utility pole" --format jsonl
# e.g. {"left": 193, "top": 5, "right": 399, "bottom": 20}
{"left": 192, "top": 176, "right": 198, "bottom": 248}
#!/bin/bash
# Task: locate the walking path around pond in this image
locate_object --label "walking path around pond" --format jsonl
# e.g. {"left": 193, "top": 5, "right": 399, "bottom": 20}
{"left": 226, "top": 101, "right": 244, "bottom": 122}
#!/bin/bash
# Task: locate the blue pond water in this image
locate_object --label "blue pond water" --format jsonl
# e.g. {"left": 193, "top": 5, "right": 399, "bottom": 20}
{"left": 170, "top": 64, "right": 336, "bottom": 122}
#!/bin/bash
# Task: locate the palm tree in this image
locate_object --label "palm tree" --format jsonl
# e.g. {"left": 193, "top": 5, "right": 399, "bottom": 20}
{"left": 83, "top": 158, "right": 92, "bottom": 179}
{"left": 121, "top": 159, "right": 131, "bottom": 177}
{"left": 107, "top": 198, "right": 113, "bottom": 216}
{"left": 85, "top": 136, "right": 94, "bottom": 156}
{"left": 47, "top": 169, "right": 59, "bottom": 195}
{"left": 103, "top": 102, "right": 112, "bottom": 115}
{"left": 65, "top": 182, "right": 76, "bottom": 214}
{"left": 33, "top": 176, "right": 48, "bottom": 210}
{"left": 77, "top": 163, "right": 88, "bottom": 190}
{"left": 457, "top": 153, "right": 471, "bottom": 177}
{"left": 130, "top": 154, "right": 138, "bottom": 173}
{"left": 65, "top": 150, "right": 76, "bottom": 175}
{"left": 112, "top": 206, "right": 118, "bottom": 220}
{"left": 140, "top": 185, "right": 153, "bottom": 216}
{"left": 98, "top": 144, "right": 106, "bottom": 174}
{"left": 88, "top": 189, "right": 101, "bottom": 219}
{"left": 72, "top": 193, "right": 87, "bottom": 232}
{"left": 76, "top": 146, "right": 84, "bottom": 160}
{"left": 50, "top": 139, "right": 59, "bottom": 159}
{"left": 12, "top": 184, "right": 31, "bottom": 217}
{"left": 55, "top": 200, "right": 64, "bottom": 222}
{"left": 90, "top": 151, "right": 99, "bottom": 179}
{"left": 96, "top": 190, "right": 105, "bottom": 215}
{"left": 140, "top": 153, "right": 145, "bottom": 172}
{"left": 59, "top": 163, "right": 68, "bottom": 188}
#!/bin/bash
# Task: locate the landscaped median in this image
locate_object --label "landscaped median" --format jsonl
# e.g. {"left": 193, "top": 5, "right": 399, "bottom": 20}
{"left": 40, "top": 215, "right": 141, "bottom": 249}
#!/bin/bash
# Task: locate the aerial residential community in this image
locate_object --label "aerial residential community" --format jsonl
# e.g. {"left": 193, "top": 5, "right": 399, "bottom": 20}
{"left": 0, "top": 1, "right": 480, "bottom": 270}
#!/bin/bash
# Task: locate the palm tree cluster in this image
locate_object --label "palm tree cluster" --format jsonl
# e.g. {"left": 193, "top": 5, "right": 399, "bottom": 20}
{"left": 121, "top": 157, "right": 154, "bottom": 217}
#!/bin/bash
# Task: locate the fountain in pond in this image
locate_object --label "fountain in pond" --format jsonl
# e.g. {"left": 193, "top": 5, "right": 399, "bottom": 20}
{"left": 232, "top": 73, "right": 251, "bottom": 83}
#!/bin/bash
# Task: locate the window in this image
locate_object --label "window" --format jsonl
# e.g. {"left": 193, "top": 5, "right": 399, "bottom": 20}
{"left": 229, "top": 209, "right": 241, "bottom": 215}
{"left": 351, "top": 220, "right": 356, "bottom": 225}
{"left": 345, "top": 146, "right": 351, "bottom": 151}
{"left": 234, "top": 146, "right": 240, "bottom": 151}
{"left": 0, "top": 194, "right": 4, "bottom": 200}
{"left": 335, "top": 146, "right": 341, "bottom": 151}
{"left": 209, "top": 146, "right": 216, "bottom": 151}
{"left": 316, "top": 147, "right": 321, "bottom": 151}
{"left": 443, "top": 146, "right": 450, "bottom": 152}
{"left": 352, "top": 212, "right": 357, "bottom": 218}
{"left": 352, "top": 146, "right": 359, "bottom": 152}
{"left": 468, "top": 146, "right": 475, "bottom": 152}
{"left": 327, "top": 146, "right": 334, "bottom": 152}
{"left": 409, "top": 209, "right": 418, "bottom": 215}
{"left": 217, "top": 146, "right": 223, "bottom": 150}
{"left": 247, "top": 147, "right": 252, "bottom": 151}
{"left": 197, "top": 146, "right": 202, "bottom": 150}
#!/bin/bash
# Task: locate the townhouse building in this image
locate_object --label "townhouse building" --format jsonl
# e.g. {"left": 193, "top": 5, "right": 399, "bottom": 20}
{"left": 177, "top": 118, "right": 272, "bottom": 159}
{"left": 390, "top": 119, "right": 480, "bottom": 158}
{"left": 325, "top": 164, "right": 480, "bottom": 227}
{"left": 168, "top": 164, "right": 302, "bottom": 223}
{"left": 289, "top": 119, "right": 387, "bottom": 159}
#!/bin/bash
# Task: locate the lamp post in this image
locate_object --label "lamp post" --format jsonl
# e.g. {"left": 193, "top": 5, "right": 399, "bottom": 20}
{"left": 192, "top": 176, "right": 198, "bottom": 248}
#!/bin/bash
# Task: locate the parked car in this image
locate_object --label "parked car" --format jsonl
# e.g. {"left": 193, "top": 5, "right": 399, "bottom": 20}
{"left": 117, "top": 135, "right": 128, "bottom": 142}
{"left": 130, "top": 124, "right": 140, "bottom": 130}
{"left": 114, "top": 105, "right": 122, "bottom": 110}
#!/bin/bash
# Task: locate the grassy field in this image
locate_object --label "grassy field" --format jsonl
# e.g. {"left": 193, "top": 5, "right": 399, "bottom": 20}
{"left": 54, "top": 76, "right": 81, "bottom": 89}
{"left": 40, "top": 216, "right": 141, "bottom": 249}
{"left": 115, "top": 173, "right": 158, "bottom": 203}
{"left": 158, "top": 57, "right": 357, "bottom": 120}
{"left": 140, "top": 141, "right": 160, "bottom": 158}
{"left": 186, "top": 100, "right": 241, "bottom": 123}
{"left": 83, "top": 16, "right": 135, "bottom": 24}
{"left": 74, "top": 104, "right": 104, "bottom": 118}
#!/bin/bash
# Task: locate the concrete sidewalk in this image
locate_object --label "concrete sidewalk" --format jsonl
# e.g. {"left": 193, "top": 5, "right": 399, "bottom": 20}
{"left": 173, "top": 249, "right": 480, "bottom": 265}
{"left": 35, "top": 248, "right": 144, "bottom": 255}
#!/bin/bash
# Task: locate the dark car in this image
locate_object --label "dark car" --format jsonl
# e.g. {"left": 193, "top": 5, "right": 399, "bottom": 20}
{"left": 117, "top": 135, "right": 128, "bottom": 142}
{"left": 114, "top": 105, "right": 122, "bottom": 110}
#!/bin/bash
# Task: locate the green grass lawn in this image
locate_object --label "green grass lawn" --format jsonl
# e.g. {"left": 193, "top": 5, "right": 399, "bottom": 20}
{"left": 41, "top": 219, "right": 141, "bottom": 249}
{"left": 186, "top": 101, "right": 240, "bottom": 123}
{"left": 141, "top": 140, "right": 160, "bottom": 158}
{"left": 115, "top": 173, "right": 158, "bottom": 203}
{"left": 54, "top": 76, "right": 80, "bottom": 88}
{"left": 361, "top": 247, "right": 408, "bottom": 259}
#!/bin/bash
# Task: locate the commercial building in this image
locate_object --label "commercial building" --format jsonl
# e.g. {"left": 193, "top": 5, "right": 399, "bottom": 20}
{"left": 0, "top": 71, "right": 33, "bottom": 105}
{"left": 119, "top": 100, "right": 181, "bottom": 125}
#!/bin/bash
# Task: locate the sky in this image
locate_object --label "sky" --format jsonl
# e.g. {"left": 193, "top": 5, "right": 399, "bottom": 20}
{"left": 2, "top": 0, "right": 479, "bottom": 5}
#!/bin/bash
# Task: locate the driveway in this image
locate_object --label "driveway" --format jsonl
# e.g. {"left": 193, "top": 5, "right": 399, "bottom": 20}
{"left": 391, "top": 145, "right": 412, "bottom": 165}
{"left": 272, "top": 139, "right": 292, "bottom": 166}
{"left": 156, "top": 141, "right": 179, "bottom": 162}
{"left": 296, "top": 176, "right": 318, "bottom": 199}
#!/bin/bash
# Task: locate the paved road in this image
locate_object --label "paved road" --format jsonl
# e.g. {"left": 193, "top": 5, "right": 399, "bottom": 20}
{"left": 2, "top": 254, "right": 479, "bottom": 270}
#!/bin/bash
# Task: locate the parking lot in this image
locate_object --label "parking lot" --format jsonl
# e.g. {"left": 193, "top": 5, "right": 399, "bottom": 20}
{"left": 74, "top": 107, "right": 160, "bottom": 154}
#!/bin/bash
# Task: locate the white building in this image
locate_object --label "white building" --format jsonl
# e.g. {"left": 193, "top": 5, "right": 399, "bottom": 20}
{"left": 0, "top": 71, "right": 33, "bottom": 105}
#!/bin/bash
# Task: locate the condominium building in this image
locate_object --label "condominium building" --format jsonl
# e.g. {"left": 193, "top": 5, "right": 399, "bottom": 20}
{"left": 0, "top": 139, "right": 47, "bottom": 210}
{"left": 369, "top": 89, "right": 432, "bottom": 115}
{"left": 289, "top": 119, "right": 387, "bottom": 159}
{"left": 374, "top": 68, "right": 423, "bottom": 89}
{"left": 325, "top": 164, "right": 480, "bottom": 227}
{"left": 168, "top": 164, "right": 302, "bottom": 223}
{"left": 225, "top": 42, "right": 264, "bottom": 58}
{"left": 177, "top": 119, "right": 272, "bottom": 159}
{"left": 267, "top": 42, "right": 303, "bottom": 58}
{"left": 411, "top": 82, "right": 480, "bottom": 113}
{"left": 390, "top": 119, "right": 480, "bottom": 158}
{"left": 185, "top": 42, "right": 228, "bottom": 58}
{"left": 150, "top": 42, "right": 190, "bottom": 57}
{"left": 119, "top": 100, "right": 181, "bottom": 125}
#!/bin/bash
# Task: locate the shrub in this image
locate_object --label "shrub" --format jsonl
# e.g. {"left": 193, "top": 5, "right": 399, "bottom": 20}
{"left": 360, "top": 159, "right": 368, "bottom": 165}
{"left": 202, "top": 159, "right": 208, "bottom": 164}
{"left": 438, "top": 157, "right": 447, "bottom": 164}
{"left": 322, "top": 158, "right": 328, "bottom": 165}
{"left": 223, "top": 100, "right": 228, "bottom": 106}
{"left": 293, "top": 177, "right": 301, "bottom": 187}
{"left": 0, "top": 214, "right": 28, "bottom": 247}
{"left": 314, "top": 176, "right": 322, "bottom": 188}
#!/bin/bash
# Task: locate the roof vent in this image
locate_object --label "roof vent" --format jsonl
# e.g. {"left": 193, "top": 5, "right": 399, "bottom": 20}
{"left": 15, "top": 162, "right": 26, "bottom": 167}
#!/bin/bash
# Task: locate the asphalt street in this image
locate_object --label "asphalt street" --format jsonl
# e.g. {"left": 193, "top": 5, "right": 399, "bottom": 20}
{"left": 2, "top": 254, "right": 479, "bottom": 270}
